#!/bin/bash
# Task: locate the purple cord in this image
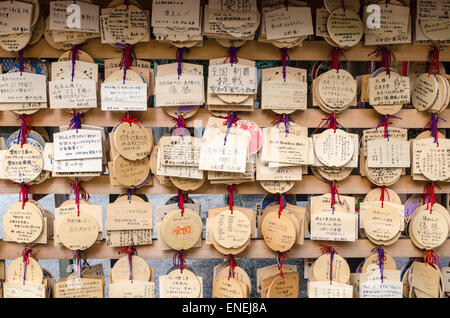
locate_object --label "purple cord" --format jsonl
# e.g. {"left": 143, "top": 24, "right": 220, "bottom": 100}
{"left": 71, "top": 45, "right": 80, "bottom": 82}
{"left": 19, "top": 49, "right": 24, "bottom": 76}
{"left": 329, "top": 250, "right": 335, "bottom": 285}
{"left": 17, "top": 119, "right": 26, "bottom": 145}
{"left": 224, "top": 112, "right": 238, "bottom": 145}
{"left": 280, "top": 193, "right": 287, "bottom": 210}
{"left": 130, "top": 171, "right": 151, "bottom": 189}
{"left": 128, "top": 252, "right": 133, "bottom": 281}
{"left": 376, "top": 115, "right": 402, "bottom": 141}
{"left": 373, "top": 247, "right": 385, "bottom": 283}
{"left": 229, "top": 46, "right": 237, "bottom": 66}
{"left": 273, "top": 113, "right": 291, "bottom": 136}
{"left": 127, "top": 188, "right": 132, "bottom": 203}
{"left": 177, "top": 48, "right": 183, "bottom": 79}
{"left": 69, "top": 112, "right": 83, "bottom": 132}
{"left": 115, "top": 43, "right": 136, "bottom": 84}
{"left": 427, "top": 113, "right": 447, "bottom": 145}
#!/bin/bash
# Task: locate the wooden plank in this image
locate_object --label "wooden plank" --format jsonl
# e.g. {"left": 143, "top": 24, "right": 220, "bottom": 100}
{"left": 0, "top": 260, "right": 4, "bottom": 280}
{"left": 0, "top": 108, "right": 447, "bottom": 129}
{"left": 0, "top": 239, "right": 448, "bottom": 259}
{"left": 0, "top": 175, "right": 448, "bottom": 195}
{"left": 2, "top": 39, "right": 450, "bottom": 61}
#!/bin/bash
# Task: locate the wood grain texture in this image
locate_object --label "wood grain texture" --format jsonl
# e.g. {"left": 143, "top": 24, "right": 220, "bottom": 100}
{"left": 0, "top": 108, "right": 447, "bottom": 128}
{"left": 1, "top": 239, "right": 448, "bottom": 259}
{"left": 0, "top": 1, "right": 448, "bottom": 262}
{"left": 0, "top": 175, "right": 448, "bottom": 194}
{"left": 1, "top": 39, "right": 450, "bottom": 61}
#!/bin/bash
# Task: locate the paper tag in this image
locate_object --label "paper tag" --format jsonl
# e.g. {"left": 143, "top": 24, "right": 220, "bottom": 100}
{"left": 256, "top": 156, "right": 302, "bottom": 181}
{"left": 53, "top": 129, "right": 102, "bottom": 160}
{"left": 308, "top": 281, "right": 353, "bottom": 298}
{"left": 0, "top": 73, "right": 47, "bottom": 103}
{"left": 199, "top": 126, "right": 249, "bottom": 173}
{"left": 310, "top": 212, "right": 357, "bottom": 242}
{"left": 159, "top": 136, "right": 201, "bottom": 167}
{"left": 367, "top": 139, "right": 411, "bottom": 168}
{"left": 106, "top": 201, "right": 153, "bottom": 231}
{"left": 0, "top": 1, "right": 32, "bottom": 35}
{"left": 208, "top": 167, "right": 255, "bottom": 182}
{"left": 363, "top": 4, "right": 410, "bottom": 37}
{"left": 151, "top": 0, "right": 200, "bottom": 28}
{"left": 157, "top": 149, "right": 204, "bottom": 179}
{"left": 110, "top": 281, "right": 155, "bottom": 298}
{"left": 50, "top": 1, "right": 100, "bottom": 33}
{"left": 316, "top": 8, "right": 329, "bottom": 37}
{"left": 53, "top": 158, "right": 102, "bottom": 173}
{"left": 417, "top": 0, "right": 450, "bottom": 19}
{"left": 49, "top": 79, "right": 97, "bottom": 109}
{"left": 101, "top": 82, "right": 147, "bottom": 111}
{"left": 3, "top": 281, "right": 46, "bottom": 298}
{"left": 208, "top": 64, "right": 257, "bottom": 95}
{"left": 359, "top": 280, "right": 403, "bottom": 298}
{"left": 369, "top": 74, "right": 410, "bottom": 106}
{"left": 261, "top": 80, "right": 307, "bottom": 110}
{"left": 265, "top": 7, "right": 313, "bottom": 40}
{"left": 55, "top": 278, "right": 103, "bottom": 298}
{"left": 261, "top": 127, "right": 309, "bottom": 165}
{"left": 106, "top": 229, "right": 152, "bottom": 247}
{"left": 155, "top": 73, "right": 204, "bottom": 107}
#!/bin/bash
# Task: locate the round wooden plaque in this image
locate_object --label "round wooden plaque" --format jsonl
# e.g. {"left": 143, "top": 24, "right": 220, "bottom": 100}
{"left": 106, "top": 5, "right": 148, "bottom": 44}
{"left": 327, "top": 8, "right": 363, "bottom": 48}
{"left": 312, "top": 253, "right": 350, "bottom": 284}
{"left": 212, "top": 209, "right": 251, "bottom": 249}
{"left": 314, "top": 129, "right": 354, "bottom": 167}
{"left": 410, "top": 208, "right": 448, "bottom": 250}
{"left": 412, "top": 74, "right": 438, "bottom": 111}
{"left": 3, "top": 201, "right": 43, "bottom": 243}
{"left": 213, "top": 277, "right": 245, "bottom": 298}
{"left": 363, "top": 204, "right": 401, "bottom": 242}
{"left": 7, "top": 256, "right": 43, "bottom": 284}
{"left": 162, "top": 268, "right": 201, "bottom": 298}
{"left": 259, "top": 181, "right": 294, "bottom": 194}
{"left": 58, "top": 213, "right": 99, "bottom": 250}
{"left": 113, "top": 122, "right": 152, "bottom": 161}
{"left": 161, "top": 209, "right": 202, "bottom": 250}
{"left": 112, "top": 155, "right": 150, "bottom": 188}
{"left": 111, "top": 255, "right": 151, "bottom": 283}
{"left": 261, "top": 212, "right": 296, "bottom": 252}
